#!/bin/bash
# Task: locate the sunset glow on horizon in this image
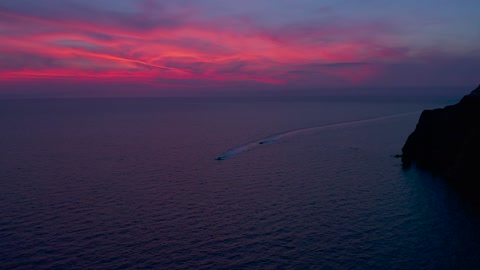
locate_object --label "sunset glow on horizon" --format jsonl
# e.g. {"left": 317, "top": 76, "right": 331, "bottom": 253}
{"left": 1, "top": 0, "right": 479, "bottom": 97}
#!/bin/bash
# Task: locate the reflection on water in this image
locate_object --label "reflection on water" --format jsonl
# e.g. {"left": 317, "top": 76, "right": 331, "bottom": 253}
{"left": 1, "top": 97, "right": 479, "bottom": 269}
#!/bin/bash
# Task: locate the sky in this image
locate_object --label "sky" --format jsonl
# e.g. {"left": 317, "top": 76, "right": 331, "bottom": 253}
{"left": 1, "top": 0, "right": 479, "bottom": 97}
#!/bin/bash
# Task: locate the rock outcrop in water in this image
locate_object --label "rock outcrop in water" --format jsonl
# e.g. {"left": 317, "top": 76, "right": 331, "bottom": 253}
{"left": 402, "top": 84, "right": 480, "bottom": 197}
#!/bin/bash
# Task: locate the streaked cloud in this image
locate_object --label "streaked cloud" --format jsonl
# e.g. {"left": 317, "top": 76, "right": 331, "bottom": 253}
{"left": 0, "top": 0, "right": 479, "bottom": 96}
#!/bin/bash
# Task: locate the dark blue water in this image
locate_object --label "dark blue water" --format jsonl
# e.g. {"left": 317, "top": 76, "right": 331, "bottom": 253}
{"left": 1, "top": 97, "right": 479, "bottom": 269}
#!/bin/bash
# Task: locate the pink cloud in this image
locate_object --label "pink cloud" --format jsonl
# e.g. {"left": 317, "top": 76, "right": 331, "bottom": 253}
{"left": 0, "top": 1, "right": 477, "bottom": 97}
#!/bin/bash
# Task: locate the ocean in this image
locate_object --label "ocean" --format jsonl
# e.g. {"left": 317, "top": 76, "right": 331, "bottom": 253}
{"left": 1, "top": 96, "right": 479, "bottom": 269}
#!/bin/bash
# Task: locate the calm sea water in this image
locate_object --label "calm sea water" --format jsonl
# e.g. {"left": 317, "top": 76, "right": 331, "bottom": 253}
{"left": 1, "top": 97, "right": 479, "bottom": 269}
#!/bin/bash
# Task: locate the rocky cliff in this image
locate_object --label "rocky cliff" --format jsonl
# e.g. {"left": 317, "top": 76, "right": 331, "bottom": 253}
{"left": 402, "top": 85, "right": 480, "bottom": 196}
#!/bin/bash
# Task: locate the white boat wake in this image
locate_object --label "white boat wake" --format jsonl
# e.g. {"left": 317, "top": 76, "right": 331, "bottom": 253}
{"left": 215, "top": 111, "right": 419, "bottom": 160}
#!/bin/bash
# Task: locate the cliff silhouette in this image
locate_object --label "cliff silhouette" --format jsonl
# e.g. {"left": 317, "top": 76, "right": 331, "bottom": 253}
{"left": 402, "top": 84, "right": 480, "bottom": 200}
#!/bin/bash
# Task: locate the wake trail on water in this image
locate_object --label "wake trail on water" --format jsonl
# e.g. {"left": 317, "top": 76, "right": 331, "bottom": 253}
{"left": 215, "top": 111, "right": 420, "bottom": 161}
